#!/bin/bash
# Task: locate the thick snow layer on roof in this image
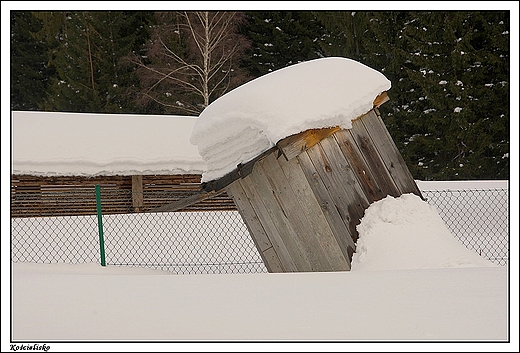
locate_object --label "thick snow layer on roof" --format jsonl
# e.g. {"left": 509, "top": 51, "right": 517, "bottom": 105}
{"left": 190, "top": 57, "right": 391, "bottom": 182}
{"left": 12, "top": 111, "right": 206, "bottom": 176}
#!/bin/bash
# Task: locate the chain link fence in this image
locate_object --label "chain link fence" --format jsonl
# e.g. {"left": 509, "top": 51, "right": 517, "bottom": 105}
{"left": 421, "top": 188, "right": 509, "bottom": 266}
{"left": 11, "top": 186, "right": 509, "bottom": 273}
{"left": 11, "top": 187, "right": 267, "bottom": 274}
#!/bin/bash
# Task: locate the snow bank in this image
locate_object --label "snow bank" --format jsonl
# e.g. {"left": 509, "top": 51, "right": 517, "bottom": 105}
{"left": 190, "top": 57, "right": 391, "bottom": 182}
{"left": 351, "top": 193, "right": 497, "bottom": 271}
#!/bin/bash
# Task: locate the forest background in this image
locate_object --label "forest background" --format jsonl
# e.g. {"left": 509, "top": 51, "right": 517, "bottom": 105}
{"left": 10, "top": 10, "right": 510, "bottom": 181}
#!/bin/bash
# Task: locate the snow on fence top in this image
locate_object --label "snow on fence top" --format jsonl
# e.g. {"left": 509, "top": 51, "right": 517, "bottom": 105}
{"left": 12, "top": 111, "right": 206, "bottom": 177}
{"left": 190, "top": 57, "right": 392, "bottom": 182}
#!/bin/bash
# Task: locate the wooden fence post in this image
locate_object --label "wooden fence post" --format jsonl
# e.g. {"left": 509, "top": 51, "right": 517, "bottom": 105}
{"left": 132, "top": 175, "right": 144, "bottom": 212}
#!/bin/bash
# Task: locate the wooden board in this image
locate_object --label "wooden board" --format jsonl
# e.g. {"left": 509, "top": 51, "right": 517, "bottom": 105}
{"left": 372, "top": 91, "right": 389, "bottom": 108}
{"left": 277, "top": 126, "right": 341, "bottom": 161}
{"left": 249, "top": 157, "right": 317, "bottom": 271}
{"left": 359, "top": 110, "right": 423, "bottom": 198}
{"left": 303, "top": 136, "right": 370, "bottom": 243}
{"left": 296, "top": 152, "right": 357, "bottom": 262}
{"left": 225, "top": 181, "right": 284, "bottom": 273}
{"left": 132, "top": 175, "right": 144, "bottom": 212}
{"left": 335, "top": 122, "right": 401, "bottom": 200}
{"left": 275, "top": 152, "right": 350, "bottom": 270}
{"left": 331, "top": 129, "right": 385, "bottom": 203}
{"left": 238, "top": 164, "right": 300, "bottom": 272}
{"left": 261, "top": 152, "right": 340, "bottom": 271}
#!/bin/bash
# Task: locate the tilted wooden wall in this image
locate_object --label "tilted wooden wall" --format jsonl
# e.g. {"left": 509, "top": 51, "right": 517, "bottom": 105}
{"left": 11, "top": 174, "right": 236, "bottom": 217}
{"left": 223, "top": 108, "right": 423, "bottom": 273}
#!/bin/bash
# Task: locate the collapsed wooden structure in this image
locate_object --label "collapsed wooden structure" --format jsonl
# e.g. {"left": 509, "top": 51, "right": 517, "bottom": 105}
{"left": 202, "top": 93, "right": 423, "bottom": 272}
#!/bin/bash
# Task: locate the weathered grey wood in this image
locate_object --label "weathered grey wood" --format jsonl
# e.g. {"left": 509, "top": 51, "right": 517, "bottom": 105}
{"left": 277, "top": 126, "right": 341, "bottom": 161}
{"left": 331, "top": 129, "right": 386, "bottom": 203}
{"left": 335, "top": 123, "right": 401, "bottom": 201}
{"left": 305, "top": 136, "right": 370, "bottom": 243}
{"left": 224, "top": 182, "right": 272, "bottom": 253}
{"left": 255, "top": 153, "right": 322, "bottom": 271}
{"left": 259, "top": 153, "right": 339, "bottom": 271}
{"left": 360, "top": 109, "right": 423, "bottom": 198}
{"left": 132, "top": 175, "right": 144, "bottom": 212}
{"left": 225, "top": 182, "right": 283, "bottom": 272}
{"left": 296, "top": 151, "right": 357, "bottom": 262}
{"left": 275, "top": 153, "right": 350, "bottom": 271}
{"left": 261, "top": 246, "right": 285, "bottom": 273}
{"left": 212, "top": 103, "right": 422, "bottom": 273}
{"left": 239, "top": 164, "right": 301, "bottom": 272}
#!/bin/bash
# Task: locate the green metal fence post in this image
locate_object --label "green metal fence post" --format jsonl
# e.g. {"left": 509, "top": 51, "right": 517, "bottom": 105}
{"left": 95, "top": 185, "right": 106, "bottom": 266}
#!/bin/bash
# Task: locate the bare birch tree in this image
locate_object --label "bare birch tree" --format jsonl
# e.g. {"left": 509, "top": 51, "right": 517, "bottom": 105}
{"left": 129, "top": 11, "right": 251, "bottom": 115}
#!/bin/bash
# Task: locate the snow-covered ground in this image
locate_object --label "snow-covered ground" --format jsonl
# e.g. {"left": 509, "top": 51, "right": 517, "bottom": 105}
{"left": 9, "top": 193, "right": 512, "bottom": 349}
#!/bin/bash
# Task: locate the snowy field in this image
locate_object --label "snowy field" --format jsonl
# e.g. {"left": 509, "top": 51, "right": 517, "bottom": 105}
{"left": 8, "top": 192, "right": 514, "bottom": 351}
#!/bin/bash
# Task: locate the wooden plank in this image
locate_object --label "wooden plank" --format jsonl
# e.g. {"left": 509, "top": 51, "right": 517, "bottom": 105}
{"left": 359, "top": 110, "right": 423, "bottom": 198}
{"left": 304, "top": 136, "right": 370, "bottom": 243}
{"left": 258, "top": 152, "right": 335, "bottom": 272}
{"left": 296, "top": 153, "right": 356, "bottom": 264}
{"left": 334, "top": 125, "right": 401, "bottom": 200}
{"left": 226, "top": 182, "right": 285, "bottom": 273}
{"left": 277, "top": 126, "right": 341, "bottom": 161}
{"left": 225, "top": 182, "right": 282, "bottom": 272}
{"left": 295, "top": 152, "right": 357, "bottom": 263}
{"left": 132, "top": 175, "right": 144, "bottom": 212}
{"left": 12, "top": 174, "right": 132, "bottom": 187}
{"left": 261, "top": 247, "right": 284, "bottom": 273}
{"left": 147, "top": 190, "right": 224, "bottom": 213}
{"left": 240, "top": 158, "right": 306, "bottom": 272}
{"left": 331, "top": 129, "right": 386, "bottom": 203}
{"left": 372, "top": 91, "right": 389, "bottom": 108}
{"left": 276, "top": 152, "right": 350, "bottom": 271}
{"left": 142, "top": 174, "right": 202, "bottom": 185}
{"left": 225, "top": 182, "right": 273, "bottom": 253}
{"left": 246, "top": 166, "right": 310, "bottom": 272}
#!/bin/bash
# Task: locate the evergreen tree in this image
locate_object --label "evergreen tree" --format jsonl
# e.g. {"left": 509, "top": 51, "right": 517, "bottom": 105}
{"left": 374, "top": 11, "right": 509, "bottom": 180}
{"left": 11, "top": 10, "right": 509, "bottom": 180}
{"left": 316, "top": 11, "right": 509, "bottom": 180}
{"left": 314, "top": 11, "right": 372, "bottom": 62}
{"left": 35, "top": 11, "right": 154, "bottom": 113}
{"left": 240, "top": 11, "right": 325, "bottom": 77}
{"left": 11, "top": 12, "right": 54, "bottom": 110}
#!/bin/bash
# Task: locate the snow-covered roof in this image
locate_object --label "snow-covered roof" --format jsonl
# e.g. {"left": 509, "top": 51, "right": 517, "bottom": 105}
{"left": 190, "top": 57, "right": 392, "bottom": 182}
{"left": 11, "top": 57, "right": 391, "bottom": 179}
{"left": 12, "top": 111, "right": 206, "bottom": 177}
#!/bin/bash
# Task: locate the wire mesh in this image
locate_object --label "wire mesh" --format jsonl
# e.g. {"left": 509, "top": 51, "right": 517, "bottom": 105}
{"left": 11, "top": 186, "right": 509, "bottom": 273}
{"left": 422, "top": 189, "right": 509, "bottom": 266}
